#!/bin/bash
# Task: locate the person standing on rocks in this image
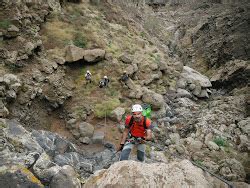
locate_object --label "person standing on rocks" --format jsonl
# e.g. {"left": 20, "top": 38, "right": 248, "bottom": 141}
{"left": 85, "top": 70, "right": 92, "bottom": 84}
{"left": 119, "top": 71, "right": 129, "bottom": 88}
{"left": 117, "top": 104, "right": 153, "bottom": 162}
{"left": 99, "top": 75, "right": 110, "bottom": 88}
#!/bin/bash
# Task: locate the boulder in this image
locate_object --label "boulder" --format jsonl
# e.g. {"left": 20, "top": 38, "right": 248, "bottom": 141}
{"left": 142, "top": 87, "right": 165, "bottom": 109}
{"left": 5, "top": 119, "right": 43, "bottom": 153}
{"left": 65, "top": 45, "right": 85, "bottom": 62}
{"left": 176, "top": 88, "right": 192, "bottom": 98}
{"left": 110, "top": 107, "right": 125, "bottom": 122}
{"left": 50, "top": 165, "right": 81, "bottom": 188}
{"left": 238, "top": 118, "right": 250, "bottom": 135}
{"left": 47, "top": 0, "right": 62, "bottom": 12}
{"left": 33, "top": 152, "right": 61, "bottom": 183}
{"left": 84, "top": 160, "right": 211, "bottom": 188}
{"left": 83, "top": 49, "right": 105, "bottom": 63}
{"left": 125, "top": 63, "right": 138, "bottom": 75}
{"left": 0, "top": 165, "right": 43, "bottom": 188}
{"left": 79, "top": 122, "right": 94, "bottom": 138}
{"left": 119, "top": 53, "right": 133, "bottom": 64}
{"left": 180, "top": 66, "right": 212, "bottom": 88}
{"left": 207, "top": 141, "right": 220, "bottom": 151}
{"left": 218, "top": 158, "right": 246, "bottom": 181}
{"left": 92, "top": 130, "right": 105, "bottom": 144}
{"left": 188, "top": 140, "right": 203, "bottom": 153}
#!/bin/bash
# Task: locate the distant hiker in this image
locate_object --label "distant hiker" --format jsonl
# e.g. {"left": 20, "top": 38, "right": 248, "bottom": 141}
{"left": 85, "top": 70, "right": 92, "bottom": 84}
{"left": 99, "top": 75, "right": 110, "bottom": 88}
{"left": 118, "top": 104, "right": 153, "bottom": 162}
{"left": 119, "top": 71, "right": 129, "bottom": 87}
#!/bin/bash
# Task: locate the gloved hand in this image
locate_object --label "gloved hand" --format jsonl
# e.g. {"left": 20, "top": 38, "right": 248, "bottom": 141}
{"left": 117, "top": 144, "right": 124, "bottom": 151}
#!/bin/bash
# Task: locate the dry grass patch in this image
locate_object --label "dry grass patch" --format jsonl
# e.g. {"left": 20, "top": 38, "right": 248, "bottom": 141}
{"left": 42, "top": 20, "right": 76, "bottom": 48}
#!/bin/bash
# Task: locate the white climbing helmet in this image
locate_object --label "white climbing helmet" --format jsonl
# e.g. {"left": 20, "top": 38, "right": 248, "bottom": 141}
{"left": 104, "top": 76, "right": 108, "bottom": 79}
{"left": 87, "top": 70, "right": 90, "bottom": 73}
{"left": 131, "top": 104, "right": 143, "bottom": 112}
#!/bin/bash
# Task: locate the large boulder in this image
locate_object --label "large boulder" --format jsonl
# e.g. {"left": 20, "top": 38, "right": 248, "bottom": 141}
{"left": 84, "top": 160, "right": 211, "bottom": 187}
{"left": 65, "top": 45, "right": 85, "bottom": 62}
{"left": 110, "top": 107, "right": 125, "bottom": 122}
{"left": 142, "top": 87, "right": 165, "bottom": 109}
{"left": 4, "top": 119, "right": 43, "bottom": 153}
{"left": 180, "top": 66, "right": 212, "bottom": 88}
{"left": 0, "top": 165, "right": 43, "bottom": 188}
{"left": 79, "top": 122, "right": 94, "bottom": 138}
{"left": 83, "top": 49, "right": 105, "bottom": 63}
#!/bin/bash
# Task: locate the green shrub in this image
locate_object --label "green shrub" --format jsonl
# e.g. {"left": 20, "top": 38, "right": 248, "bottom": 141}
{"left": 94, "top": 98, "right": 120, "bottom": 118}
{"left": 213, "top": 137, "right": 228, "bottom": 147}
{"left": 194, "top": 159, "right": 203, "bottom": 166}
{"left": 0, "top": 20, "right": 11, "bottom": 29}
{"left": 73, "top": 32, "right": 87, "bottom": 48}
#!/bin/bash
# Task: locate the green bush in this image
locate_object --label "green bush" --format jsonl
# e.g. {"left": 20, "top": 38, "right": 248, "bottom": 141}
{"left": 0, "top": 20, "right": 11, "bottom": 29}
{"left": 94, "top": 98, "right": 120, "bottom": 118}
{"left": 194, "top": 159, "right": 203, "bottom": 166}
{"left": 73, "top": 32, "right": 87, "bottom": 48}
{"left": 213, "top": 137, "right": 228, "bottom": 147}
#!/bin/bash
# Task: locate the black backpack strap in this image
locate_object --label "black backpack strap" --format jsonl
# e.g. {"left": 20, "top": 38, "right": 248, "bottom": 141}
{"left": 143, "top": 116, "right": 147, "bottom": 130}
{"left": 128, "top": 115, "right": 134, "bottom": 128}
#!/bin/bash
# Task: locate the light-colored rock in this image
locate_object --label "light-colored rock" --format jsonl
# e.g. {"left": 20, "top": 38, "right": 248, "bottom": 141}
{"left": 110, "top": 107, "right": 125, "bottom": 122}
{"left": 150, "top": 151, "right": 168, "bottom": 163}
{"left": 83, "top": 49, "right": 105, "bottom": 63}
{"left": 219, "top": 158, "right": 246, "bottom": 181}
{"left": 84, "top": 160, "right": 211, "bottom": 188}
{"left": 50, "top": 165, "right": 81, "bottom": 188}
{"left": 79, "top": 122, "right": 94, "bottom": 138}
{"left": 188, "top": 140, "right": 203, "bottom": 152}
{"left": 125, "top": 63, "right": 138, "bottom": 75}
{"left": 119, "top": 53, "right": 133, "bottom": 64}
{"left": 47, "top": 0, "right": 62, "bottom": 12}
{"left": 204, "top": 133, "right": 213, "bottom": 145}
{"left": 169, "top": 133, "right": 180, "bottom": 144}
{"left": 181, "top": 66, "right": 212, "bottom": 87}
{"left": 33, "top": 152, "right": 61, "bottom": 182}
{"left": 207, "top": 141, "right": 220, "bottom": 151}
{"left": 142, "top": 87, "right": 164, "bottom": 109}
{"left": 3, "top": 74, "right": 20, "bottom": 86}
{"left": 238, "top": 118, "right": 250, "bottom": 135}
{"left": 25, "top": 42, "right": 35, "bottom": 55}
{"left": 79, "top": 137, "right": 91, "bottom": 145}
{"left": 176, "top": 88, "right": 192, "bottom": 98}
{"left": 65, "top": 45, "right": 85, "bottom": 62}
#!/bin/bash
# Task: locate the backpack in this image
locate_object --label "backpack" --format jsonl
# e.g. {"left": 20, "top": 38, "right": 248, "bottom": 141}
{"left": 142, "top": 104, "right": 151, "bottom": 119}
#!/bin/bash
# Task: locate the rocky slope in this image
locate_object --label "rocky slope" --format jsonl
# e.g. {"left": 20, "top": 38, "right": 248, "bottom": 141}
{"left": 0, "top": 0, "right": 249, "bottom": 187}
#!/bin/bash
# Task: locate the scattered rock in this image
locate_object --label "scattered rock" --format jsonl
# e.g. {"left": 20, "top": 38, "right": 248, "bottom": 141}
{"left": 79, "top": 122, "right": 94, "bottom": 138}
{"left": 50, "top": 165, "right": 81, "bottom": 188}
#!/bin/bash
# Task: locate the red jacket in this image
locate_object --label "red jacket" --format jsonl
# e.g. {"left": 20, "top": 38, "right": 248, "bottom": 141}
{"left": 125, "top": 115, "right": 151, "bottom": 137}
